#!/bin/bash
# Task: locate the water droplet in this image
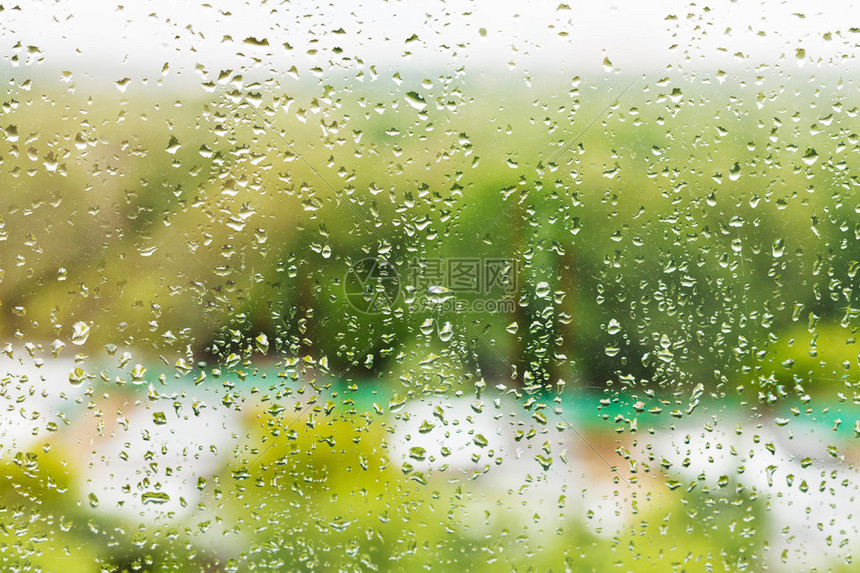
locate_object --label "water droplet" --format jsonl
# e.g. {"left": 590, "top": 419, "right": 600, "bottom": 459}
{"left": 165, "top": 135, "right": 180, "bottom": 154}
{"left": 69, "top": 367, "right": 86, "bottom": 386}
{"left": 426, "top": 285, "right": 453, "bottom": 304}
{"left": 535, "top": 282, "right": 551, "bottom": 298}
{"left": 141, "top": 491, "right": 170, "bottom": 505}
{"left": 404, "top": 91, "right": 427, "bottom": 111}
{"left": 255, "top": 333, "right": 269, "bottom": 354}
{"left": 71, "top": 321, "right": 90, "bottom": 345}
{"left": 130, "top": 364, "right": 147, "bottom": 384}
{"left": 438, "top": 321, "right": 453, "bottom": 342}
{"left": 772, "top": 238, "right": 785, "bottom": 258}
{"left": 420, "top": 318, "right": 435, "bottom": 335}
{"left": 602, "top": 56, "right": 614, "bottom": 73}
{"left": 729, "top": 162, "right": 741, "bottom": 181}
{"left": 802, "top": 148, "right": 818, "bottom": 165}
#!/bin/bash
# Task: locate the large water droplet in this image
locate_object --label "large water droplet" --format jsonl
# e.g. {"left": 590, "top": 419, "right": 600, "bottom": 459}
{"left": 426, "top": 285, "right": 453, "bottom": 304}
{"left": 535, "top": 282, "right": 551, "bottom": 298}
{"left": 69, "top": 367, "right": 86, "bottom": 386}
{"left": 71, "top": 321, "right": 90, "bottom": 345}
{"left": 438, "top": 321, "right": 453, "bottom": 342}
{"left": 141, "top": 491, "right": 170, "bottom": 505}
{"left": 405, "top": 91, "right": 427, "bottom": 111}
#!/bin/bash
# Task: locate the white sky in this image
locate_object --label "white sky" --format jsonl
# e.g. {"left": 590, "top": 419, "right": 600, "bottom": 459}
{"left": 1, "top": 0, "right": 857, "bottom": 86}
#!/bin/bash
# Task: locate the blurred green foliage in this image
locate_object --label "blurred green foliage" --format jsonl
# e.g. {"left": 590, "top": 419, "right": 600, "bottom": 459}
{"left": 1, "top": 80, "right": 858, "bottom": 399}
{"left": 0, "top": 406, "right": 777, "bottom": 571}
{"left": 1, "top": 76, "right": 859, "bottom": 570}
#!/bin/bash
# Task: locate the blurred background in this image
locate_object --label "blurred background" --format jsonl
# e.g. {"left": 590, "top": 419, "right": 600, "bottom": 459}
{"left": 0, "top": 0, "right": 859, "bottom": 570}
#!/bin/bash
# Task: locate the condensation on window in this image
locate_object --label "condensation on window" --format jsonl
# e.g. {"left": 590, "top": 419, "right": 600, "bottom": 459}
{"left": 0, "top": 1, "right": 858, "bottom": 571}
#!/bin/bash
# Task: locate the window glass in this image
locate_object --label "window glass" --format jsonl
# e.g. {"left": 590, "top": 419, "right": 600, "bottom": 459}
{"left": 1, "top": 1, "right": 858, "bottom": 570}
